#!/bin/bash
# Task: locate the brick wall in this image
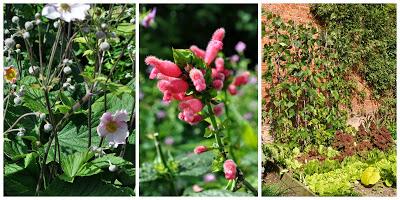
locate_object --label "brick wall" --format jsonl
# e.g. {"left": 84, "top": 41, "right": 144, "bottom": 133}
{"left": 262, "top": 4, "right": 316, "bottom": 25}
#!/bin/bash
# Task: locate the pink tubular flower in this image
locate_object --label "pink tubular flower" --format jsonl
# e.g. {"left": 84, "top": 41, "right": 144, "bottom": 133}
{"left": 233, "top": 71, "right": 250, "bottom": 86}
{"left": 228, "top": 84, "right": 237, "bottom": 95}
{"left": 145, "top": 56, "right": 182, "bottom": 78}
{"left": 189, "top": 68, "right": 206, "bottom": 92}
{"left": 142, "top": 7, "right": 157, "bottom": 28}
{"left": 230, "top": 54, "right": 240, "bottom": 63}
{"left": 194, "top": 145, "right": 208, "bottom": 154}
{"left": 215, "top": 57, "right": 225, "bottom": 72}
{"left": 212, "top": 28, "right": 225, "bottom": 42}
{"left": 178, "top": 98, "right": 203, "bottom": 125}
{"left": 97, "top": 110, "right": 129, "bottom": 147}
{"left": 157, "top": 79, "right": 188, "bottom": 103}
{"left": 204, "top": 40, "right": 223, "bottom": 65}
{"left": 190, "top": 45, "right": 205, "bottom": 59}
{"left": 149, "top": 67, "right": 159, "bottom": 79}
{"left": 235, "top": 41, "right": 246, "bottom": 53}
{"left": 223, "top": 159, "right": 237, "bottom": 180}
{"left": 213, "top": 103, "right": 224, "bottom": 116}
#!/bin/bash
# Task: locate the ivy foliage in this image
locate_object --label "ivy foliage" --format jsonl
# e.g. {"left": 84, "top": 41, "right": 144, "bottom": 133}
{"left": 263, "top": 12, "right": 351, "bottom": 146}
{"left": 311, "top": 4, "right": 396, "bottom": 97}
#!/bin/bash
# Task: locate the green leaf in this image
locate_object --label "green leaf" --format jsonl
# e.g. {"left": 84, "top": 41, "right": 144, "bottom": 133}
{"left": 4, "top": 163, "right": 37, "bottom": 196}
{"left": 177, "top": 152, "right": 213, "bottom": 177}
{"left": 116, "top": 22, "right": 135, "bottom": 35}
{"left": 4, "top": 138, "right": 28, "bottom": 161}
{"left": 59, "top": 151, "right": 98, "bottom": 182}
{"left": 172, "top": 48, "right": 193, "bottom": 67}
{"left": 42, "top": 176, "right": 134, "bottom": 196}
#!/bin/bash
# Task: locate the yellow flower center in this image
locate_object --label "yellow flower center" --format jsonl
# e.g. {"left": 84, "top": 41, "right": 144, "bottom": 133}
{"left": 105, "top": 121, "right": 118, "bottom": 133}
{"left": 60, "top": 4, "right": 71, "bottom": 13}
{"left": 4, "top": 67, "right": 17, "bottom": 83}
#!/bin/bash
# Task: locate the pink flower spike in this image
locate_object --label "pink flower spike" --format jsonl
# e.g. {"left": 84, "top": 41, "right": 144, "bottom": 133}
{"left": 215, "top": 57, "right": 225, "bottom": 72}
{"left": 194, "top": 145, "right": 208, "bottom": 154}
{"left": 178, "top": 98, "right": 204, "bottom": 125}
{"left": 212, "top": 28, "right": 225, "bottom": 42}
{"left": 145, "top": 56, "right": 182, "bottom": 78}
{"left": 212, "top": 79, "right": 223, "bottom": 90}
{"left": 223, "top": 159, "right": 237, "bottom": 180}
{"left": 228, "top": 84, "right": 237, "bottom": 95}
{"left": 190, "top": 45, "right": 205, "bottom": 59}
{"left": 204, "top": 40, "right": 223, "bottom": 65}
{"left": 189, "top": 68, "right": 206, "bottom": 92}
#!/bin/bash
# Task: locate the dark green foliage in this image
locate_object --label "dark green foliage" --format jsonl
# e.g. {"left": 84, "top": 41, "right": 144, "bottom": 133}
{"left": 311, "top": 4, "right": 396, "bottom": 96}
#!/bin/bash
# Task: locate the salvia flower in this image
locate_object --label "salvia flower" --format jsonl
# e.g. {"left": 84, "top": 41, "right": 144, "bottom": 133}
{"left": 204, "top": 28, "right": 225, "bottom": 65}
{"left": 194, "top": 145, "right": 208, "bottom": 154}
{"left": 97, "top": 110, "right": 129, "bottom": 148}
{"left": 178, "top": 98, "right": 203, "bottom": 125}
{"left": 230, "top": 54, "right": 240, "bottom": 63}
{"left": 145, "top": 56, "right": 182, "bottom": 78}
{"left": 190, "top": 45, "right": 205, "bottom": 59}
{"left": 4, "top": 66, "right": 18, "bottom": 83}
{"left": 142, "top": 7, "right": 157, "bottom": 28}
{"left": 233, "top": 71, "right": 250, "bottom": 86}
{"left": 235, "top": 41, "right": 246, "bottom": 53}
{"left": 213, "top": 103, "right": 224, "bottom": 116}
{"left": 42, "top": 4, "right": 90, "bottom": 22}
{"left": 189, "top": 68, "right": 206, "bottom": 92}
{"left": 223, "top": 159, "right": 237, "bottom": 180}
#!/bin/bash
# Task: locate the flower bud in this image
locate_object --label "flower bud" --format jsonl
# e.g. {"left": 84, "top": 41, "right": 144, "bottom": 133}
{"left": 108, "top": 164, "right": 118, "bottom": 172}
{"left": 101, "top": 23, "right": 107, "bottom": 29}
{"left": 63, "top": 66, "right": 72, "bottom": 75}
{"left": 68, "top": 85, "right": 76, "bottom": 92}
{"left": 35, "top": 13, "right": 41, "bottom": 19}
{"left": 100, "top": 42, "right": 110, "bottom": 51}
{"left": 66, "top": 77, "right": 72, "bottom": 83}
{"left": 5, "top": 29, "right": 10, "bottom": 34}
{"left": 223, "top": 159, "right": 237, "bottom": 180}
{"left": 96, "top": 31, "right": 106, "bottom": 39}
{"left": 5, "top": 38, "right": 16, "bottom": 49}
{"left": 63, "top": 82, "right": 70, "bottom": 88}
{"left": 25, "top": 21, "right": 34, "bottom": 30}
{"left": 16, "top": 44, "right": 21, "bottom": 49}
{"left": 53, "top": 21, "right": 59, "bottom": 28}
{"left": 189, "top": 68, "right": 206, "bottom": 92}
{"left": 23, "top": 32, "right": 30, "bottom": 39}
{"left": 228, "top": 84, "right": 237, "bottom": 95}
{"left": 11, "top": 84, "right": 17, "bottom": 89}
{"left": 194, "top": 145, "right": 208, "bottom": 154}
{"left": 212, "top": 79, "right": 223, "bottom": 90}
{"left": 17, "top": 131, "right": 25, "bottom": 137}
{"left": 14, "top": 96, "right": 22, "bottom": 105}
{"left": 44, "top": 123, "right": 53, "bottom": 133}
{"left": 28, "top": 66, "right": 39, "bottom": 75}
{"left": 15, "top": 49, "right": 21, "bottom": 54}
{"left": 35, "top": 19, "right": 41, "bottom": 25}
{"left": 12, "top": 16, "right": 19, "bottom": 24}
{"left": 6, "top": 57, "right": 12, "bottom": 62}
{"left": 18, "top": 86, "right": 25, "bottom": 96}
{"left": 39, "top": 113, "right": 46, "bottom": 121}
{"left": 190, "top": 45, "right": 205, "bottom": 59}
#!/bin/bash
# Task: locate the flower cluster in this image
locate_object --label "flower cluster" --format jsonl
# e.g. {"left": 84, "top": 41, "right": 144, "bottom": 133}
{"left": 145, "top": 28, "right": 251, "bottom": 125}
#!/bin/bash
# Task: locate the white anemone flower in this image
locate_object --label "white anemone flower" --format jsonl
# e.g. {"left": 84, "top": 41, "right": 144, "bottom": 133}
{"left": 42, "top": 4, "right": 90, "bottom": 22}
{"left": 97, "top": 110, "right": 129, "bottom": 148}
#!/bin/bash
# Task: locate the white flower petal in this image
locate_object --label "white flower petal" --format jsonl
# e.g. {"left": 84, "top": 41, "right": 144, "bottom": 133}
{"left": 60, "top": 12, "right": 74, "bottom": 22}
{"left": 114, "top": 110, "right": 129, "bottom": 122}
{"left": 70, "top": 4, "right": 90, "bottom": 21}
{"left": 42, "top": 5, "right": 61, "bottom": 20}
{"left": 105, "top": 124, "right": 129, "bottom": 146}
{"left": 97, "top": 123, "right": 109, "bottom": 137}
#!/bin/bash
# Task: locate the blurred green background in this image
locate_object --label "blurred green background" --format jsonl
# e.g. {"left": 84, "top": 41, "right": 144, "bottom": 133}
{"left": 139, "top": 4, "right": 258, "bottom": 196}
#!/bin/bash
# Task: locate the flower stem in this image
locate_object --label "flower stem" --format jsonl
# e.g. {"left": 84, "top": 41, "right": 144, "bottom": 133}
{"left": 153, "top": 133, "right": 177, "bottom": 195}
{"left": 206, "top": 102, "right": 257, "bottom": 196}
